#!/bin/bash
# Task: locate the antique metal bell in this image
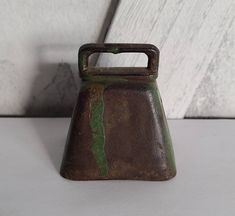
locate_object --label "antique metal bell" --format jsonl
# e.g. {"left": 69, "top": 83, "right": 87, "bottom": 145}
{"left": 60, "top": 43, "right": 176, "bottom": 180}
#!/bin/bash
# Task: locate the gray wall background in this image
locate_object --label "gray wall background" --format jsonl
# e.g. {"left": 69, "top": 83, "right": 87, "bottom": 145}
{"left": 0, "top": 0, "right": 234, "bottom": 118}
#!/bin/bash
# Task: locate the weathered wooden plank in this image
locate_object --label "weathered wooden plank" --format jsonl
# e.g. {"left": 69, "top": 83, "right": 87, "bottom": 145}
{"left": 99, "top": 0, "right": 234, "bottom": 118}
{"left": 186, "top": 18, "right": 235, "bottom": 117}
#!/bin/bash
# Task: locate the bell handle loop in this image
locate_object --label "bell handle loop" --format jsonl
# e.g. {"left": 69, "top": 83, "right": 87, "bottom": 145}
{"left": 78, "top": 43, "right": 159, "bottom": 77}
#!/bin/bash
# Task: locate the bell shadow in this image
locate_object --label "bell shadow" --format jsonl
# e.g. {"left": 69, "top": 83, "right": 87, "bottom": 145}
{"left": 24, "top": 44, "right": 80, "bottom": 171}
{"left": 25, "top": 44, "right": 80, "bottom": 117}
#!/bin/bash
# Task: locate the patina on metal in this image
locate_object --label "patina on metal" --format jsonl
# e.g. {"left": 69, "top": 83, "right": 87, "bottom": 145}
{"left": 60, "top": 43, "right": 176, "bottom": 180}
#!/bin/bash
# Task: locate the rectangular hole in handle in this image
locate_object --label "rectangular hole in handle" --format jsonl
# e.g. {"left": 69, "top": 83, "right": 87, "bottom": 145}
{"left": 79, "top": 43, "right": 159, "bottom": 77}
{"left": 95, "top": 53, "right": 148, "bottom": 68}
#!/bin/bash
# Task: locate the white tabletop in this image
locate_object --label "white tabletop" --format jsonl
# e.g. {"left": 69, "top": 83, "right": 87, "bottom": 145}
{"left": 0, "top": 118, "right": 234, "bottom": 215}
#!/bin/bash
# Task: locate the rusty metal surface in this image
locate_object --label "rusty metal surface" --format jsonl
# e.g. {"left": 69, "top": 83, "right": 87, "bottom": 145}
{"left": 60, "top": 43, "right": 176, "bottom": 180}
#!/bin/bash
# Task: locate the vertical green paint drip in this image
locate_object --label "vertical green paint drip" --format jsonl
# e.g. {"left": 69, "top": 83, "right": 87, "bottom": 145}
{"left": 90, "top": 86, "right": 108, "bottom": 176}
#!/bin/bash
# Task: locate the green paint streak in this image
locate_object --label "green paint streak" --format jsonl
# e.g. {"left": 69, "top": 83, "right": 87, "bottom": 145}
{"left": 90, "top": 86, "right": 108, "bottom": 176}
{"left": 146, "top": 82, "right": 176, "bottom": 172}
{"left": 110, "top": 47, "right": 119, "bottom": 54}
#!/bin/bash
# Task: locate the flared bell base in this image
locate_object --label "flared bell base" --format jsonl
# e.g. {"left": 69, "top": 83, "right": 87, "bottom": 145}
{"left": 60, "top": 81, "right": 176, "bottom": 181}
